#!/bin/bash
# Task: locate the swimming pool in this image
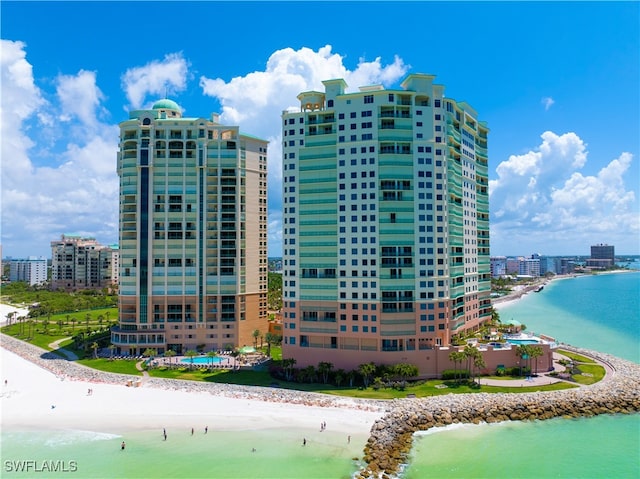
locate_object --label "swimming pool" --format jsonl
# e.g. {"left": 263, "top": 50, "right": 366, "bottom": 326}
{"left": 180, "top": 356, "right": 226, "bottom": 365}
{"left": 506, "top": 339, "right": 540, "bottom": 345}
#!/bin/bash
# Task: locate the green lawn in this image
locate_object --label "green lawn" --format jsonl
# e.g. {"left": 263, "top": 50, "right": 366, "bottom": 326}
{"left": 77, "top": 358, "right": 142, "bottom": 376}
{"left": 571, "top": 363, "right": 606, "bottom": 385}
{"left": 557, "top": 349, "right": 597, "bottom": 363}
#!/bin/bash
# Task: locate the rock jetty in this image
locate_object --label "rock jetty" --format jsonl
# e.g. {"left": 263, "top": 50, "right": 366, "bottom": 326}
{"left": 356, "top": 347, "right": 640, "bottom": 478}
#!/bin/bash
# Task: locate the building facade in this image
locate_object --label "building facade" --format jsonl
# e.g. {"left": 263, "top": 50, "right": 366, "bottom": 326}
{"left": 112, "top": 99, "right": 268, "bottom": 355}
{"left": 589, "top": 243, "right": 615, "bottom": 268}
{"left": 281, "top": 74, "right": 491, "bottom": 374}
{"left": 9, "top": 257, "right": 47, "bottom": 286}
{"left": 51, "top": 235, "right": 119, "bottom": 291}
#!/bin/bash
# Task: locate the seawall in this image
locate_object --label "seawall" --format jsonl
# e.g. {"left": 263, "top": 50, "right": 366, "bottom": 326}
{"left": 356, "top": 346, "right": 640, "bottom": 478}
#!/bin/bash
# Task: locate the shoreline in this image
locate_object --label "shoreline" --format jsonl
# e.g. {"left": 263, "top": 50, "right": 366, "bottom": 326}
{"left": 1, "top": 334, "right": 385, "bottom": 441}
{"left": 492, "top": 269, "right": 637, "bottom": 311}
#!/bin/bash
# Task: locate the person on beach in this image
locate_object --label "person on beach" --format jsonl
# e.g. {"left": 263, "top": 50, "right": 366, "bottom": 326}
{"left": 348, "top": 435, "right": 351, "bottom": 444}
{"left": 191, "top": 428, "right": 194, "bottom": 436}
{"left": 163, "top": 428, "right": 167, "bottom": 441}
{"left": 204, "top": 426, "right": 208, "bottom": 434}
{"left": 121, "top": 441, "right": 126, "bottom": 450}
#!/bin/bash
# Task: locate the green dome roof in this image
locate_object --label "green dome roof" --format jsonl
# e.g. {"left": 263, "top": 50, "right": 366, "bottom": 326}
{"left": 152, "top": 99, "right": 181, "bottom": 111}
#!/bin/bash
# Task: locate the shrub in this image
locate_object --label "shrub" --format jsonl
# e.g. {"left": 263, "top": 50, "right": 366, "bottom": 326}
{"left": 441, "top": 369, "right": 469, "bottom": 380}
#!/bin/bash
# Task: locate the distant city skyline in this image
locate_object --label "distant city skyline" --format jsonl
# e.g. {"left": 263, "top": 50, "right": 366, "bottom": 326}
{"left": 1, "top": 2, "right": 638, "bottom": 258}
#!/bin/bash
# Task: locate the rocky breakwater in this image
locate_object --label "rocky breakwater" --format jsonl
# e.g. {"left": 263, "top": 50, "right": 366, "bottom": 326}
{"left": 356, "top": 348, "right": 640, "bottom": 479}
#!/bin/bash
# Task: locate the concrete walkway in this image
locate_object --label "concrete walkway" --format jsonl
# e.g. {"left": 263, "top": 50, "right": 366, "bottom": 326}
{"left": 478, "top": 349, "right": 608, "bottom": 388}
{"left": 47, "top": 337, "right": 79, "bottom": 361}
{"left": 135, "top": 360, "right": 151, "bottom": 384}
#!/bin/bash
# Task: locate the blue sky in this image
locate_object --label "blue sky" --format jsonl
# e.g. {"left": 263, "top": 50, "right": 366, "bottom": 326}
{"left": 2, "top": 1, "right": 638, "bottom": 259}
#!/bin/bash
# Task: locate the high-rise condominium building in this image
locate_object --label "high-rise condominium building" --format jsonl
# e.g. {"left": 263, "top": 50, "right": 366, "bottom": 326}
{"left": 51, "top": 234, "right": 118, "bottom": 291}
{"left": 112, "top": 100, "right": 268, "bottom": 355}
{"left": 9, "top": 256, "right": 47, "bottom": 286}
{"left": 281, "top": 74, "right": 491, "bottom": 374}
{"left": 590, "top": 243, "right": 615, "bottom": 267}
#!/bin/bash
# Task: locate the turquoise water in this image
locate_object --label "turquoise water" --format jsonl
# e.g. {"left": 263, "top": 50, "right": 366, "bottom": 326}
{"left": 2, "top": 271, "right": 638, "bottom": 478}
{"left": 405, "top": 270, "right": 640, "bottom": 479}
{"left": 180, "top": 356, "right": 226, "bottom": 365}
{"left": 1, "top": 427, "right": 365, "bottom": 479}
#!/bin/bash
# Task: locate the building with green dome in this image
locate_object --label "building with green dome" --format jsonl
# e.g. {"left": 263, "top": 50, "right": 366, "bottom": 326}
{"left": 112, "top": 100, "right": 269, "bottom": 355}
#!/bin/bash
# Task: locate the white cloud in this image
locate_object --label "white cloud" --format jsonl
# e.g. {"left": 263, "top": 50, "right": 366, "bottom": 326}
{"left": 1, "top": 41, "right": 119, "bottom": 258}
{"left": 121, "top": 53, "right": 189, "bottom": 109}
{"left": 490, "top": 132, "right": 638, "bottom": 255}
{"left": 56, "top": 70, "right": 105, "bottom": 128}
{"left": 541, "top": 96, "right": 555, "bottom": 111}
{"left": 200, "top": 45, "right": 408, "bottom": 255}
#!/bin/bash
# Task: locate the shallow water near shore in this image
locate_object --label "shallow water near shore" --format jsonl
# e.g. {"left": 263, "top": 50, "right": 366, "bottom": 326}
{"left": 1, "top": 427, "right": 365, "bottom": 478}
{"left": 404, "top": 270, "right": 640, "bottom": 479}
{"left": 2, "top": 271, "right": 638, "bottom": 478}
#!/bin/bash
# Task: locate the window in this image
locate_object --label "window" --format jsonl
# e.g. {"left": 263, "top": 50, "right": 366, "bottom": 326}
{"left": 364, "top": 95, "right": 373, "bottom": 104}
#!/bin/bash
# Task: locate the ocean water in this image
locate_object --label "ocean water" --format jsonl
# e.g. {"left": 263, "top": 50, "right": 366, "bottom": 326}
{"left": 2, "top": 270, "right": 638, "bottom": 478}
{"left": 405, "top": 269, "right": 640, "bottom": 479}
{"left": 1, "top": 427, "right": 365, "bottom": 479}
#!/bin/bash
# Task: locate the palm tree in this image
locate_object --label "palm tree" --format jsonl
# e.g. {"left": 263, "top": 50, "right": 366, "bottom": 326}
{"left": 463, "top": 344, "right": 480, "bottom": 381}
{"left": 252, "top": 329, "right": 260, "bottom": 348}
{"left": 473, "top": 354, "right": 486, "bottom": 384}
{"left": 516, "top": 344, "right": 532, "bottom": 377}
{"left": 334, "top": 368, "right": 346, "bottom": 387}
{"left": 164, "top": 349, "right": 176, "bottom": 367}
{"left": 90, "top": 341, "right": 99, "bottom": 359}
{"left": 65, "top": 314, "right": 70, "bottom": 326}
{"left": 317, "top": 361, "right": 333, "bottom": 384}
{"left": 264, "top": 332, "right": 275, "bottom": 357}
{"left": 97, "top": 315, "right": 104, "bottom": 331}
{"left": 85, "top": 313, "right": 91, "bottom": 330}
{"left": 529, "top": 345, "right": 544, "bottom": 375}
{"left": 70, "top": 317, "right": 77, "bottom": 332}
{"left": 108, "top": 344, "right": 116, "bottom": 360}
{"left": 185, "top": 349, "right": 198, "bottom": 369}
{"left": 206, "top": 350, "right": 217, "bottom": 368}
{"left": 449, "top": 350, "right": 462, "bottom": 381}
{"left": 358, "top": 362, "right": 376, "bottom": 388}
{"left": 301, "top": 365, "right": 316, "bottom": 383}
{"left": 282, "top": 358, "right": 296, "bottom": 381}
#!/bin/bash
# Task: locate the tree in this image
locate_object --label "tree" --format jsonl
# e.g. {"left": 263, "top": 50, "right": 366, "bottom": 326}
{"left": 142, "top": 348, "right": 157, "bottom": 358}
{"left": 449, "top": 350, "right": 465, "bottom": 382}
{"left": 334, "top": 369, "right": 346, "bottom": 387}
{"left": 108, "top": 344, "right": 116, "bottom": 360}
{"left": 206, "top": 350, "right": 217, "bottom": 368}
{"left": 91, "top": 342, "right": 100, "bottom": 359}
{"left": 164, "top": 349, "right": 176, "bottom": 367}
{"left": 252, "top": 329, "right": 260, "bottom": 348}
{"left": 473, "top": 354, "right": 486, "bottom": 384}
{"left": 185, "top": 349, "right": 198, "bottom": 369}
{"left": 317, "top": 361, "right": 333, "bottom": 384}
{"left": 529, "top": 345, "right": 544, "bottom": 375}
{"left": 264, "top": 332, "right": 275, "bottom": 357}
{"left": 463, "top": 344, "right": 480, "bottom": 380}
{"left": 358, "top": 362, "right": 376, "bottom": 388}
{"left": 301, "top": 365, "right": 316, "bottom": 383}
{"left": 97, "top": 315, "right": 104, "bottom": 331}
{"left": 282, "top": 358, "right": 297, "bottom": 381}
{"left": 516, "top": 344, "right": 532, "bottom": 377}
{"left": 71, "top": 317, "right": 77, "bottom": 332}
{"left": 393, "top": 363, "right": 419, "bottom": 382}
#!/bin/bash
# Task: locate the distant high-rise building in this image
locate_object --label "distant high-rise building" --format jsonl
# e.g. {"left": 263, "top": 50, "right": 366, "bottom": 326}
{"left": 589, "top": 243, "right": 615, "bottom": 269}
{"left": 490, "top": 256, "right": 507, "bottom": 277}
{"left": 9, "top": 256, "right": 47, "bottom": 286}
{"left": 112, "top": 99, "right": 268, "bottom": 355}
{"left": 51, "top": 235, "right": 118, "bottom": 291}
{"left": 281, "top": 74, "right": 491, "bottom": 372}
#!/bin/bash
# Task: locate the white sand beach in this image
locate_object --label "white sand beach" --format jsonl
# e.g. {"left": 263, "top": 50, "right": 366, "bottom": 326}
{"left": 0, "top": 346, "right": 383, "bottom": 438}
{"left": 0, "top": 303, "right": 30, "bottom": 325}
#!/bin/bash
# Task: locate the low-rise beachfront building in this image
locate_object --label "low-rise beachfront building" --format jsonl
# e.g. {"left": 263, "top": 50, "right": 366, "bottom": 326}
{"left": 280, "top": 74, "right": 493, "bottom": 375}
{"left": 112, "top": 99, "right": 268, "bottom": 356}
